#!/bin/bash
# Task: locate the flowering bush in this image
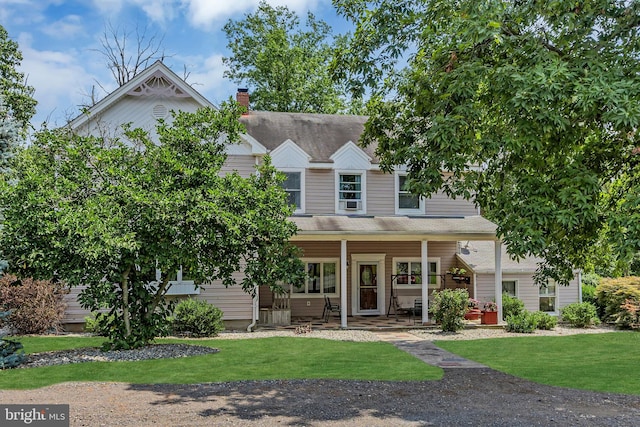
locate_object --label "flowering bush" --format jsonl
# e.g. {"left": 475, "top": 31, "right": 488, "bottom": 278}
{"left": 483, "top": 301, "right": 498, "bottom": 312}
{"left": 467, "top": 298, "right": 480, "bottom": 310}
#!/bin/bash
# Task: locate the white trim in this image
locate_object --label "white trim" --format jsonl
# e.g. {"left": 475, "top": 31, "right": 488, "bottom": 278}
{"left": 335, "top": 170, "right": 367, "bottom": 214}
{"left": 279, "top": 168, "right": 305, "bottom": 214}
{"left": 270, "top": 139, "right": 311, "bottom": 168}
{"left": 340, "top": 240, "right": 347, "bottom": 328}
{"left": 539, "top": 280, "right": 558, "bottom": 314}
{"left": 395, "top": 172, "right": 424, "bottom": 215}
{"left": 330, "top": 141, "right": 372, "bottom": 170}
{"left": 421, "top": 240, "right": 429, "bottom": 324}
{"left": 495, "top": 241, "right": 503, "bottom": 321}
{"left": 351, "top": 253, "right": 386, "bottom": 315}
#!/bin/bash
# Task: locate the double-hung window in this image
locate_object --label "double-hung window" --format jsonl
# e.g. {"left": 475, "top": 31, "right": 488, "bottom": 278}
{"left": 539, "top": 282, "right": 556, "bottom": 312}
{"left": 393, "top": 258, "right": 440, "bottom": 289}
{"left": 281, "top": 171, "right": 303, "bottom": 212}
{"left": 292, "top": 259, "right": 339, "bottom": 297}
{"left": 338, "top": 173, "right": 364, "bottom": 212}
{"left": 396, "top": 174, "right": 422, "bottom": 213}
{"left": 502, "top": 280, "right": 518, "bottom": 297}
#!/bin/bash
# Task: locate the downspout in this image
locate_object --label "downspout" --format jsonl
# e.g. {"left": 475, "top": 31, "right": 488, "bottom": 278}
{"left": 247, "top": 285, "right": 259, "bottom": 332}
{"left": 578, "top": 270, "right": 583, "bottom": 303}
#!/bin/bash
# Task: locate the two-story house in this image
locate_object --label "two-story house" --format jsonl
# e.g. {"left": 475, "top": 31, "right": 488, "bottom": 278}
{"left": 64, "top": 61, "right": 581, "bottom": 330}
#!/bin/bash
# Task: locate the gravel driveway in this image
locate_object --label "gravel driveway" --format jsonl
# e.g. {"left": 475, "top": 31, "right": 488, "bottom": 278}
{"left": 2, "top": 327, "right": 639, "bottom": 426}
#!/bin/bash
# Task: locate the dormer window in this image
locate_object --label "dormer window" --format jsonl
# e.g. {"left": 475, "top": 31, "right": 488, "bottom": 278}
{"left": 281, "top": 171, "right": 303, "bottom": 212}
{"left": 396, "top": 173, "right": 424, "bottom": 214}
{"left": 337, "top": 172, "right": 365, "bottom": 213}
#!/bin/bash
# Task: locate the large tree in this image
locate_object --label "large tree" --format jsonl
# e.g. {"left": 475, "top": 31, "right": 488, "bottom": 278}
{"left": 0, "top": 104, "right": 304, "bottom": 349}
{"left": 0, "top": 96, "right": 19, "bottom": 273}
{"left": 223, "top": 1, "right": 347, "bottom": 113}
{"left": 0, "top": 25, "right": 36, "bottom": 132}
{"left": 333, "top": 0, "right": 640, "bottom": 283}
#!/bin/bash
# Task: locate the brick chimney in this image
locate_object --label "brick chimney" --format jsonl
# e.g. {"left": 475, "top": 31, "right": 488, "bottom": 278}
{"left": 236, "top": 88, "right": 249, "bottom": 114}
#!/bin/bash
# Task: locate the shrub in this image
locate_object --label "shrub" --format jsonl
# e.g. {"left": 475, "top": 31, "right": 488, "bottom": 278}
{"left": 595, "top": 277, "right": 640, "bottom": 326}
{"left": 532, "top": 311, "right": 557, "bottom": 330}
{"left": 430, "top": 288, "right": 469, "bottom": 332}
{"left": 172, "top": 299, "right": 224, "bottom": 337}
{"left": 83, "top": 313, "right": 115, "bottom": 336}
{"left": 502, "top": 293, "right": 525, "bottom": 320}
{"left": 505, "top": 312, "right": 537, "bottom": 333}
{"left": 0, "top": 275, "right": 68, "bottom": 334}
{"left": 581, "top": 273, "right": 600, "bottom": 305}
{"left": 1, "top": 310, "right": 25, "bottom": 369}
{"left": 561, "top": 302, "right": 600, "bottom": 328}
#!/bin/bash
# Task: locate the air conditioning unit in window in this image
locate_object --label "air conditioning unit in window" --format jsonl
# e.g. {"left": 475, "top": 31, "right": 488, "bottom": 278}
{"left": 340, "top": 200, "right": 362, "bottom": 210}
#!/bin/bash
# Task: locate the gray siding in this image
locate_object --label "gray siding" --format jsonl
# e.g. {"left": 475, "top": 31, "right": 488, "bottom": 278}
{"left": 221, "top": 155, "right": 257, "bottom": 177}
{"left": 366, "top": 170, "right": 394, "bottom": 215}
{"left": 426, "top": 190, "right": 478, "bottom": 217}
{"left": 305, "top": 169, "right": 334, "bottom": 214}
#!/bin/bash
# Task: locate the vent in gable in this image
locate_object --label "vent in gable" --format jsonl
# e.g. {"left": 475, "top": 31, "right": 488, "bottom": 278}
{"left": 152, "top": 104, "right": 168, "bottom": 119}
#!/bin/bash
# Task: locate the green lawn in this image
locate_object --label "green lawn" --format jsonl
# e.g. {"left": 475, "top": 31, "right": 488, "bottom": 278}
{"left": 0, "top": 336, "right": 442, "bottom": 389}
{"left": 436, "top": 332, "right": 640, "bottom": 395}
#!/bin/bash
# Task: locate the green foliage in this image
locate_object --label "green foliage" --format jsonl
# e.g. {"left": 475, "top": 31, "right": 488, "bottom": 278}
{"left": 223, "top": 1, "right": 348, "bottom": 113}
{"left": 595, "top": 277, "right": 640, "bottom": 327}
{"left": 437, "top": 333, "right": 640, "bottom": 395}
{"left": 0, "top": 310, "right": 24, "bottom": 369}
{"left": 582, "top": 272, "right": 600, "bottom": 305}
{"left": 0, "top": 104, "right": 305, "bottom": 350}
{"left": 505, "top": 312, "right": 537, "bottom": 333}
{"left": 531, "top": 311, "right": 557, "bottom": 330}
{"left": 334, "top": 0, "right": 640, "bottom": 285}
{"left": 502, "top": 292, "right": 524, "bottom": 321}
{"left": 0, "top": 26, "right": 36, "bottom": 132}
{"left": 561, "top": 302, "right": 600, "bottom": 328}
{"left": 83, "top": 313, "right": 112, "bottom": 335}
{"left": 430, "top": 288, "right": 469, "bottom": 332}
{"left": 172, "top": 299, "right": 224, "bottom": 337}
{"left": 0, "top": 274, "right": 68, "bottom": 334}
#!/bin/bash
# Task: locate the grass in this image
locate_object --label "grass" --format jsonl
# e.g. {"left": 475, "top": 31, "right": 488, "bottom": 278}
{"left": 436, "top": 331, "right": 640, "bottom": 395}
{"left": 0, "top": 336, "right": 442, "bottom": 389}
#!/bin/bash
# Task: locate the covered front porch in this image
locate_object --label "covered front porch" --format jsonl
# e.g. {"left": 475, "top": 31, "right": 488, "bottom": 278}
{"left": 255, "top": 215, "right": 504, "bottom": 328}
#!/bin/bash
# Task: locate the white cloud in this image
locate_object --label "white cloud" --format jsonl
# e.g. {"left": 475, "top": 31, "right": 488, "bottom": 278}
{"left": 41, "top": 15, "right": 85, "bottom": 39}
{"left": 17, "top": 33, "right": 106, "bottom": 127}
{"left": 182, "top": 0, "right": 322, "bottom": 29}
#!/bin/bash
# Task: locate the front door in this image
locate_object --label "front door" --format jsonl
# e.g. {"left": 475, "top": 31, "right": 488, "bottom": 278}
{"left": 358, "top": 263, "right": 378, "bottom": 312}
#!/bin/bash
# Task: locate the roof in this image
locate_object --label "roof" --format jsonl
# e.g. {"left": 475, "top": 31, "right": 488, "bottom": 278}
{"left": 456, "top": 241, "right": 541, "bottom": 274}
{"left": 289, "top": 215, "right": 497, "bottom": 241}
{"left": 68, "top": 61, "right": 214, "bottom": 130}
{"left": 239, "top": 111, "right": 376, "bottom": 163}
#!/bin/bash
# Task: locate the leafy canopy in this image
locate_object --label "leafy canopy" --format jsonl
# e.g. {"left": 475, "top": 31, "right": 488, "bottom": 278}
{"left": 0, "top": 104, "right": 304, "bottom": 348}
{"left": 334, "top": 0, "right": 640, "bottom": 283}
{"left": 223, "top": 1, "right": 347, "bottom": 113}
{"left": 0, "top": 25, "right": 36, "bottom": 132}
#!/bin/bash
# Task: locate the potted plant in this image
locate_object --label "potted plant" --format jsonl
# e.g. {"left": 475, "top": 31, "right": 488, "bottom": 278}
{"left": 481, "top": 301, "right": 498, "bottom": 325}
{"left": 447, "top": 267, "right": 470, "bottom": 284}
{"left": 464, "top": 298, "right": 481, "bottom": 320}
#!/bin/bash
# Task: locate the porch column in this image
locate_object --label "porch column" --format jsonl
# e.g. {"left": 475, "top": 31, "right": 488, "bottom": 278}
{"left": 495, "top": 240, "right": 503, "bottom": 322}
{"left": 341, "top": 239, "right": 348, "bottom": 328}
{"left": 421, "top": 240, "right": 429, "bottom": 324}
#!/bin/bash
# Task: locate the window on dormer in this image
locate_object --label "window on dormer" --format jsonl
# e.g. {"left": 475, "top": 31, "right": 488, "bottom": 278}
{"left": 282, "top": 171, "right": 302, "bottom": 210}
{"left": 396, "top": 173, "right": 423, "bottom": 214}
{"left": 338, "top": 173, "right": 362, "bottom": 211}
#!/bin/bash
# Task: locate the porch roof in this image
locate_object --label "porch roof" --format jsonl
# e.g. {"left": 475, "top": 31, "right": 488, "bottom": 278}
{"left": 289, "top": 215, "right": 497, "bottom": 241}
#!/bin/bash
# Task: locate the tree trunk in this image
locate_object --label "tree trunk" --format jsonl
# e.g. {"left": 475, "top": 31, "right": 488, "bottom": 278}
{"left": 121, "top": 267, "right": 132, "bottom": 337}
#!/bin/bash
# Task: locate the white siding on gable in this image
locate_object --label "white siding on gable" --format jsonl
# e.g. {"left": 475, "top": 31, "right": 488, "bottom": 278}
{"left": 306, "top": 169, "right": 335, "bottom": 214}
{"left": 74, "top": 96, "right": 204, "bottom": 142}
{"left": 330, "top": 141, "right": 372, "bottom": 170}
{"left": 426, "top": 190, "right": 479, "bottom": 217}
{"left": 270, "top": 139, "right": 311, "bottom": 168}
{"left": 367, "top": 170, "right": 395, "bottom": 216}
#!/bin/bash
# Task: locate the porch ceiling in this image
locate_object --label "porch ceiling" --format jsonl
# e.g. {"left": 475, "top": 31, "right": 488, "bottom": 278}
{"left": 289, "top": 215, "right": 497, "bottom": 241}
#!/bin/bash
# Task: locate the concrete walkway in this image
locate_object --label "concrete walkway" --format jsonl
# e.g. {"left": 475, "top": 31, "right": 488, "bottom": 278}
{"left": 373, "top": 331, "right": 487, "bottom": 369}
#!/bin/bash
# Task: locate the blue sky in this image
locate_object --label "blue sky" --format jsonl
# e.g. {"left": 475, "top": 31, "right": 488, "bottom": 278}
{"left": 1, "top": 0, "right": 352, "bottom": 128}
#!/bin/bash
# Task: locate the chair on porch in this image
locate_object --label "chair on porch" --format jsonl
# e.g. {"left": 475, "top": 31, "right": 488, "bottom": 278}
{"left": 411, "top": 298, "right": 423, "bottom": 325}
{"left": 322, "top": 295, "right": 340, "bottom": 323}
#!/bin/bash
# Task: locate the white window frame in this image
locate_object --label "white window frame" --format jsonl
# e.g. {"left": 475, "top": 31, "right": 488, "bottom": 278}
{"left": 395, "top": 172, "right": 424, "bottom": 214}
{"left": 335, "top": 170, "right": 366, "bottom": 214}
{"left": 502, "top": 280, "right": 518, "bottom": 297}
{"left": 280, "top": 168, "right": 305, "bottom": 214}
{"left": 291, "top": 258, "right": 340, "bottom": 298}
{"left": 392, "top": 257, "right": 440, "bottom": 290}
{"left": 157, "top": 266, "right": 199, "bottom": 295}
{"left": 539, "top": 281, "right": 557, "bottom": 313}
